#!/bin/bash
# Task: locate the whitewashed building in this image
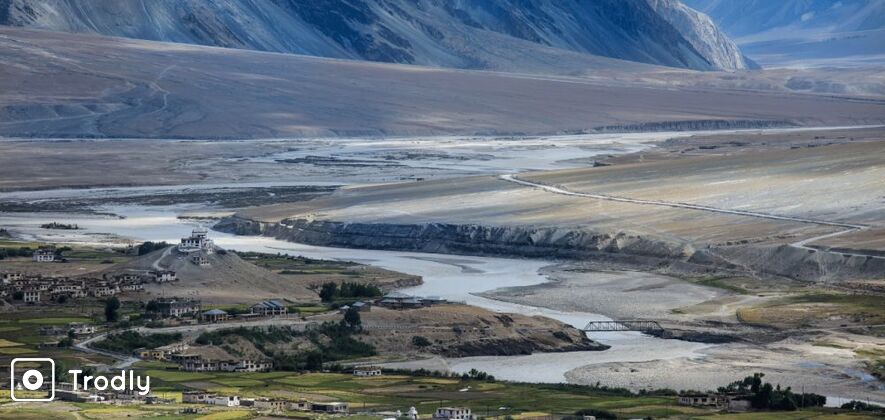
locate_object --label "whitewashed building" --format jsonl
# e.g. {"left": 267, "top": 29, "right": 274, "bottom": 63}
{"left": 209, "top": 395, "right": 239, "bottom": 407}
{"left": 178, "top": 228, "right": 214, "bottom": 253}
{"left": 353, "top": 366, "right": 382, "bottom": 376}
{"left": 32, "top": 248, "right": 56, "bottom": 262}
{"left": 433, "top": 407, "right": 474, "bottom": 420}
{"left": 23, "top": 289, "right": 40, "bottom": 303}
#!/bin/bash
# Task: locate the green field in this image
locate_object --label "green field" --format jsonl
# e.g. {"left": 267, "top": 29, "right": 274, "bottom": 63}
{"left": 0, "top": 369, "right": 876, "bottom": 420}
{"left": 118, "top": 366, "right": 876, "bottom": 420}
{"left": 236, "top": 251, "right": 356, "bottom": 274}
{"left": 0, "top": 306, "right": 112, "bottom": 375}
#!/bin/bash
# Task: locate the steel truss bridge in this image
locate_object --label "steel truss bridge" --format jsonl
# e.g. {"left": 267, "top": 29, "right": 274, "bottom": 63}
{"left": 583, "top": 320, "right": 664, "bottom": 333}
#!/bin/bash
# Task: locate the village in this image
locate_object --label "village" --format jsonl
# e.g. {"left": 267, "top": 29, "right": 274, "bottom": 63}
{"left": 0, "top": 229, "right": 869, "bottom": 418}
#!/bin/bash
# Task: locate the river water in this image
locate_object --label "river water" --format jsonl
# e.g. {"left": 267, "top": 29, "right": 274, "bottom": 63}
{"left": 3, "top": 126, "right": 881, "bottom": 402}
{"left": 0, "top": 205, "right": 710, "bottom": 384}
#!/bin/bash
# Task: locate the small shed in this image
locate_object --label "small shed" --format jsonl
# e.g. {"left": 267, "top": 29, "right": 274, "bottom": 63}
{"left": 202, "top": 309, "right": 229, "bottom": 322}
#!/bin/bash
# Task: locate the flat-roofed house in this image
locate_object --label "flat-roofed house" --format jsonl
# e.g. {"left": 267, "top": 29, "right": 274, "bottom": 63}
{"left": 353, "top": 366, "right": 382, "bottom": 376}
{"left": 1, "top": 272, "right": 23, "bottom": 283}
{"left": 150, "top": 298, "right": 201, "bottom": 318}
{"left": 23, "top": 288, "right": 40, "bottom": 303}
{"left": 151, "top": 270, "right": 176, "bottom": 283}
{"left": 32, "top": 248, "right": 55, "bottom": 262}
{"left": 182, "top": 391, "right": 210, "bottom": 404}
{"left": 209, "top": 395, "right": 239, "bottom": 406}
{"left": 312, "top": 402, "right": 348, "bottom": 413}
{"left": 202, "top": 309, "right": 229, "bottom": 322}
{"left": 433, "top": 407, "right": 474, "bottom": 420}
{"left": 250, "top": 300, "right": 287, "bottom": 316}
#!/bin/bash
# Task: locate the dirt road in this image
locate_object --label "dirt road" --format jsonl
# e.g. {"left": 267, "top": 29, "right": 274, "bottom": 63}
{"left": 500, "top": 174, "right": 882, "bottom": 259}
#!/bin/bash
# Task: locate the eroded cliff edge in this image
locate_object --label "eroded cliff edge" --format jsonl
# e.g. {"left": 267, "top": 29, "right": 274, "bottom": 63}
{"left": 215, "top": 216, "right": 885, "bottom": 284}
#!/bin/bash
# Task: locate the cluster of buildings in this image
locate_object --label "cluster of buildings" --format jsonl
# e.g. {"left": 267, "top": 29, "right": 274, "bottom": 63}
{"left": 338, "top": 291, "right": 456, "bottom": 315}
{"left": 183, "top": 392, "right": 348, "bottom": 413}
{"left": 135, "top": 337, "right": 273, "bottom": 373}
{"left": 178, "top": 228, "right": 214, "bottom": 267}
{"left": 1, "top": 270, "right": 176, "bottom": 304}
{"left": 55, "top": 382, "right": 171, "bottom": 405}
{"left": 677, "top": 393, "right": 752, "bottom": 412}
{"left": 147, "top": 297, "right": 202, "bottom": 318}
{"left": 145, "top": 298, "right": 291, "bottom": 322}
{"left": 353, "top": 366, "right": 383, "bottom": 376}
{"left": 173, "top": 350, "right": 273, "bottom": 373}
{"left": 338, "top": 300, "right": 371, "bottom": 314}
{"left": 39, "top": 322, "right": 96, "bottom": 337}
{"left": 376, "top": 292, "right": 451, "bottom": 310}
{"left": 433, "top": 407, "right": 475, "bottom": 420}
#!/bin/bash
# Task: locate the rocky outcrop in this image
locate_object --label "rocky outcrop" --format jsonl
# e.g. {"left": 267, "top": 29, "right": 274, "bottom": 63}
{"left": 442, "top": 336, "right": 608, "bottom": 358}
{"left": 711, "top": 244, "right": 885, "bottom": 284}
{"left": 216, "top": 216, "right": 696, "bottom": 261}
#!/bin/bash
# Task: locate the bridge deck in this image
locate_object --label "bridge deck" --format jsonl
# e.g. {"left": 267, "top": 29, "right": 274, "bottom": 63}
{"left": 583, "top": 320, "right": 664, "bottom": 332}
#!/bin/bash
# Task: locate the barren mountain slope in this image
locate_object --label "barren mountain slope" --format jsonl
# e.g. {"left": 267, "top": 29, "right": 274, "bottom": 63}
{"left": 0, "top": 0, "right": 750, "bottom": 71}
{"left": 117, "top": 247, "right": 319, "bottom": 304}
{"left": 2, "top": 28, "right": 884, "bottom": 139}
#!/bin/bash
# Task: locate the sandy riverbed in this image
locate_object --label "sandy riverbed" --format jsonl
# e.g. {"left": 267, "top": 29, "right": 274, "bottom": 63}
{"left": 480, "top": 265, "right": 885, "bottom": 403}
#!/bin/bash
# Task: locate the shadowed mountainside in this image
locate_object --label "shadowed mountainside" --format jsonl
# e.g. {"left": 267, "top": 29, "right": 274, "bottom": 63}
{"left": 0, "top": 0, "right": 752, "bottom": 71}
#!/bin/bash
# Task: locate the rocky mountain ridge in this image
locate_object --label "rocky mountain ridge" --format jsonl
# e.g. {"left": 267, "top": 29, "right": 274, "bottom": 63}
{"left": 0, "top": 0, "right": 754, "bottom": 71}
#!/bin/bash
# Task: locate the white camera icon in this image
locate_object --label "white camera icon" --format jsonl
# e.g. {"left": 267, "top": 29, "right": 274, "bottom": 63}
{"left": 10, "top": 358, "right": 55, "bottom": 401}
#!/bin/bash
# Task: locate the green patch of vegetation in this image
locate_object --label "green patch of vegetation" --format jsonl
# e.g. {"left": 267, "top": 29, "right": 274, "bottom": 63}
{"left": 195, "top": 323, "right": 376, "bottom": 372}
{"left": 93, "top": 331, "right": 182, "bottom": 354}
{"left": 717, "top": 373, "right": 825, "bottom": 411}
{"left": 142, "top": 369, "right": 216, "bottom": 382}
{"left": 288, "top": 304, "right": 329, "bottom": 315}
{"left": 793, "top": 292, "right": 885, "bottom": 324}
{"left": 137, "top": 241, "right": 169, "bottom": 255}
{"left": 196, "top": 326, "right": 300, "bottom": 346}
{"left": 0, "top": 245, "right": 35, "bottom": 259}
{"left": 212, "top": 377, "right": 266, "bottom": 387}
{"left": 841, "top": 400, "right": 884, "bottom": 414}
{"left": 0, "top": 408, "right": 75, "bottom": 419}
{"left": 0, "top": 347, "right": 36, "bottom": 355}
{"left": 319, "top": 281, "right": 382, "bottom": 302}
{"left": 236, "top": 251, "right": 356, "bottom": 271}
{"left": 412, "top": 335, "right": 432, "bottom": 347}
{"left": 18, "top": 317, "right": 92, "bottom": 325}
{"left": 0, "top": 240, "right": 40, "bottom": 249}
{"left": 692, "top": 276, "right": 750, "bottom": 294}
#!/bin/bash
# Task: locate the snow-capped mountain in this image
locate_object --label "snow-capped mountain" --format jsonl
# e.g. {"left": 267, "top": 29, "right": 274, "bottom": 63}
{"left": 0, "top": 0, "right": 754, "bottom": 71}
{"left": 685, "top": 0, "right": 885, "bottom": 67}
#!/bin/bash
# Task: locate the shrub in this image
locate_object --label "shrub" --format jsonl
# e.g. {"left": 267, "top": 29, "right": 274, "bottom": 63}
{"left": 93, "top": 331, "right": 181, "bottom": 354}
{"left": 411, "top": 335, "right": 432, "bottom": 347}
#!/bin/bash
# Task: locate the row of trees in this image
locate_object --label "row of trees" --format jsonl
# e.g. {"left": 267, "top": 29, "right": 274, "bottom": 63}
{"left": 93, "top": 330, "right": 182, "bottom": 354}
{"left": 0, "top": 246, "right": 35, "bottom": 260}
{"left": 319, "top": 281, "right": 382, "bottom": 302}
{"left": 718, "top": 373, "right": 826, "bottom": 411}
{"left": 137, "top": 241, "right": 168, "bottom": 255}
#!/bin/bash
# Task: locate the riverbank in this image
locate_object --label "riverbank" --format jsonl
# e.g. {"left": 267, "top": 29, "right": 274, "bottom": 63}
{"left": 474, "top": 263, "right": 885, "bottom": 402}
